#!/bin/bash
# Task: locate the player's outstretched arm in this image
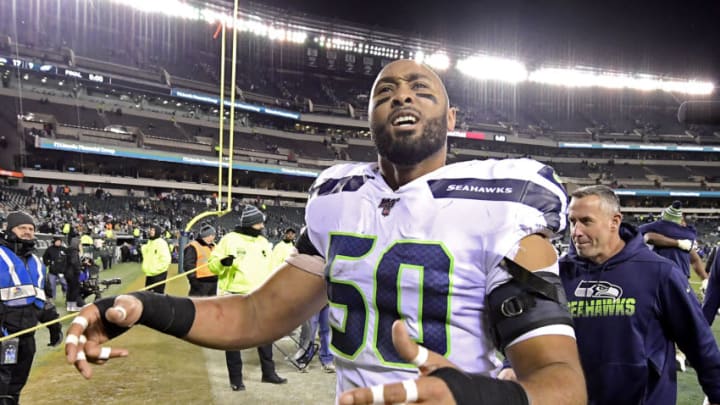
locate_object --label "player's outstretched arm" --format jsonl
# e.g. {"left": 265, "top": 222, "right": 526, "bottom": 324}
{"left": 65, "top": 263, "right": 327, "bottom": 378}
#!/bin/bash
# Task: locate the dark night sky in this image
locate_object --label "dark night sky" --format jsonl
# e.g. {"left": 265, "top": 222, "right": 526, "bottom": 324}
{"left": 250, "top": 0, "right": 720, "bottom": 79}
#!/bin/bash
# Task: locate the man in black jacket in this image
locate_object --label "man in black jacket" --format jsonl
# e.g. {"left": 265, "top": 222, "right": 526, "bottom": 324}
{"left": 41, "top": 237, "right": 68, "bottom": 304}
{"left": 65, "top": 238, "right": 84, "bottom": 312}
{"left": 184, "top": 225, "right": 217, "bottom": 297}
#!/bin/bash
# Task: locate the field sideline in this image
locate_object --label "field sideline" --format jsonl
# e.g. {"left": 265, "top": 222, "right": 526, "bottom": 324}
{"left": 20, "top": 262, "right": 719, "bottom": 404}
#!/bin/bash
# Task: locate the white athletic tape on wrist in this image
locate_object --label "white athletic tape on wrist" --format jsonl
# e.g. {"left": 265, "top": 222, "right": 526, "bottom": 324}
{"left": 402, "top": 380, "right": 418, "bottom": 403}
{"left": 76, "top": 351, "right": 87, "bottom": 362}
{"left": 72, "top": 316, "right": 89, "bottom": 330}
{"left": 114, "top": 306, "right": 127, "bottom": 321}
{"left": 370, "top": 384, "right": 385, "bottom": 405}
{"left": 411, "top": 346, "right": 429, "bottom": 367}
{"left": 79, "top": 335, "right": 87, "bottom": 345}
{"left": 65, "top": 335, "right": 79, "bottom": 345}
{"left": 99, "top": 347, "right": 112, "bottom": 360}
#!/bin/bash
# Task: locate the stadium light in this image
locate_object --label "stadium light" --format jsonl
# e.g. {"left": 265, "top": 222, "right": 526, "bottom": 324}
{"left": 528, "top": 67, "right": 715, "bottom": 95}
{"left": 456, "top": 55, "right": 528, "bottom": 84}
{"left": 111, "top": 0, "right": 197, "bottom": 19}
{"left": 413, "top": 51, "right": 450, "bottom": 71}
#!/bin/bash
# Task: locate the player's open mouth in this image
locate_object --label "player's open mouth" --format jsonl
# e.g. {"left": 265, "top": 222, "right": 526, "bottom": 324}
{"left": 389, "top": 109, "right": 421, "bottom": 130}
{"left": 392, "top": 115, "right": 418, "bottom": 128}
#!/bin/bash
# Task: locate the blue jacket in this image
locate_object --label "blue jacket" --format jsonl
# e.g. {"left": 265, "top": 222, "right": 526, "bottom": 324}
{"left": 638, "top": 220, "right": 696, "bottom": 278}
{"left": 561, "top": 224, "right": 720, "bottom": 405}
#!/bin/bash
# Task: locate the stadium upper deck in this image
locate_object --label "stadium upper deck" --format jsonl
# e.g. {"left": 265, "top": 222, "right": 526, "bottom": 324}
{"left": 0, "top": 0, "right": 719, "bottom": 216}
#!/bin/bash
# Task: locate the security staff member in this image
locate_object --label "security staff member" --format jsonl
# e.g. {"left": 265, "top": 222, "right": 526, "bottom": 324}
{"left": 185, "top": 225, "right": 217, "bottom": 297}
{"left": 80, "top": 232, "right": 94, "bottom": 259}
{"left": 141, "top": 225, "right": 171, "bottom": 294}
{"left": 208, "top": 205, "right": 286, "bottom": 391}
{"left": 0, "top": 212, "right": 61, "bottom": 404}
{"left": 270, "top": 228, "right": 296, "bottom": 270}
{"left": 79, "top": 232, "right": 93, "bottom": 248}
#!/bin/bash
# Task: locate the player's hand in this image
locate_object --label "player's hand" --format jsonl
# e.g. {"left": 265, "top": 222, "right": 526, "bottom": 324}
{"left": 65, "top": 295, "right": 143, "bottom": 379}
{"left": 677, "top": 239, "right": 693, "bottom": 251}
{"left": 338, "top": 320, "right": 458, "bottom": 404}
{"left": 220, "top": 255, "right": 235, "bottom": 266}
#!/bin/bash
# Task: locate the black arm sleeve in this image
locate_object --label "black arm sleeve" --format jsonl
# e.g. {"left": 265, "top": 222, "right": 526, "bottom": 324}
{"left": 295, "top": 228, "right": 322, "bottom": 258}
{"left": 429, "top": 368, "right": 529, "bottom": 405}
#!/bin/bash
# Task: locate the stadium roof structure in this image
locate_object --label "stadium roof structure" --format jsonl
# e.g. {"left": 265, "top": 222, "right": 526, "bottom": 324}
{"left": 110, "top": 0, "right": 715, "bottom": 94}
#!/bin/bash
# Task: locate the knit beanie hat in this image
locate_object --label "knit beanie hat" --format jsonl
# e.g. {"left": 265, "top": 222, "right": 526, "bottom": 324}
{"left": 6, "top": 211, "right": 34, "bottom": 231}
{"left": 662, "top": 201, "right": 683, "bottom": 224}
{"left": 199, "top": 224, "right": 216, "bottom": 238}
{"left": 238, "top": 205, "right": 265, "bottom": 228}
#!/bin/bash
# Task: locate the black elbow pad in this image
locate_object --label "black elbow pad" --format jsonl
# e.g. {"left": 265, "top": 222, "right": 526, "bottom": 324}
{"left": 487, "top": 271, "right": 573, "bottom": 352}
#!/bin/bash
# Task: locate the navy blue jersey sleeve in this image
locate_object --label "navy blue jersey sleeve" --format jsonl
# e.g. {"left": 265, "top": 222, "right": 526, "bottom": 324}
{"left": 637, "top": 222, "right": 658, "bottom": 235}
{"left": 660, "top": 267, "right": 720, "bottom": 402}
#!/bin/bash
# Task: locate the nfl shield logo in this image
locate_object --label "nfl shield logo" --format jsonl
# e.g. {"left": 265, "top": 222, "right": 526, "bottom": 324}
{"left": 378, "top": 198, "right": 400, "bottom": 216}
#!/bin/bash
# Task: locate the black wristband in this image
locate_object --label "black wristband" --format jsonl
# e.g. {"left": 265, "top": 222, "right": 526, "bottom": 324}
{"left": 95, "top": 297, "right": 132, "bottom": 340}
{"left": 129, "top": 292, "right": 196, "bottom": 338}
{"left": 429, "top": 367, "right": 529, "bottom": 405}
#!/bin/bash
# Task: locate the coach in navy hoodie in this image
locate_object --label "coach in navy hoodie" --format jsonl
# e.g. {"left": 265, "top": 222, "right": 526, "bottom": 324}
{"left": 563, "top": 186, "right": 720, "bottom": 404}
{"left": 501, "top": 185, "right": 720, "bottom": 404}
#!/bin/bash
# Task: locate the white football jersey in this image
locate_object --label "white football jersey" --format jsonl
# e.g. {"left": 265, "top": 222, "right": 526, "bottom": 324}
{"left": 304, "top": 158, "right": 568, "bottom": 394}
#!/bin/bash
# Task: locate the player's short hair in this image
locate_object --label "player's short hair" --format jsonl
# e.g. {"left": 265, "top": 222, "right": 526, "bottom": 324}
{"left": 570, "top": 185, "right": 621, "bottom": 215}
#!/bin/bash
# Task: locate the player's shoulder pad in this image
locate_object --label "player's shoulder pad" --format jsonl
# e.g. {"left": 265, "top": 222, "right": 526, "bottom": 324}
{"left": 440, "top": 158, "right": 567, "bottom": 233}
{"left": 309, "top": 162, "right": 376, "bottom": 199}
{"left": 444, "top": 158, "right": 561, "bottom": 185}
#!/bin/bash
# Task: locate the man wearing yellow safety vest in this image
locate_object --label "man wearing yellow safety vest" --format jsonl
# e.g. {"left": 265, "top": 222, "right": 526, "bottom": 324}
{"left": 208, "top": 205, "right": 287, "bottom": 391}
{"left": 184, "top": 224, "right": 216, "bottom": 297}
{"left": 141, "top": 225, "right": 171, "bottom": 294}
{"left": 270, "top": 228, "right": 296, "bottom": 270}
{"left": 80, "top": 232, "right": 94, "bottom": 258}
{"left": 80, "top": 232, "right": 93, "bottom": 247}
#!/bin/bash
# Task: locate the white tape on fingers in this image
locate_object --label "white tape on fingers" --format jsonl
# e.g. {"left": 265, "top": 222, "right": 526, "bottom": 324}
{"left": 371, "top": 384, "right": 385, "bottom": 405}
{"left": 72, "top": 316, "right": 89, "bottom": 330}
{"left": 65, "top": 335, "right": 79, "bottom": 345}
{"left": 410, "top": 346, "right": 429, "bottom": 367}
{"left": 99, "top": 347, "right": 112, "bottom": 360}
{"left": 402, "top": 380, "right": 418, "bottom": 403}
{"left": 76, "top": 351, "right": 87, "bottom": 362}
{"left": 113, "top": 306, "right": 127, "bottom": 321}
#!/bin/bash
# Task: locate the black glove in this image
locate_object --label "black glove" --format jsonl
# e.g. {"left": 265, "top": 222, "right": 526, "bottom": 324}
{"left": 220, "top": 255, "right": 235, "bottom": 266}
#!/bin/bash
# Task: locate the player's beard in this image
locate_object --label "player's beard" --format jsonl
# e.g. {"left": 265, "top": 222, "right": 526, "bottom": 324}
{"left": 372, "top": 114, "right": 447, "bottom": 166}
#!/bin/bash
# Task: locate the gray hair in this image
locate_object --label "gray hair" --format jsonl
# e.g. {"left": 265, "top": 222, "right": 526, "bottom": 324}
{"left": 570, "top": 185, "right": 621, "bottom": 215}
